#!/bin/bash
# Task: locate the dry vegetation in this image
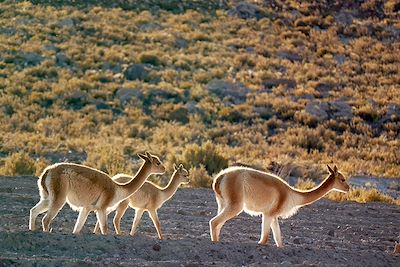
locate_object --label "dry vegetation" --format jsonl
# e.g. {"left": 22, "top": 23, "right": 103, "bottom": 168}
{"left": 0, "top": 1, "right": 399, "bottom": 204}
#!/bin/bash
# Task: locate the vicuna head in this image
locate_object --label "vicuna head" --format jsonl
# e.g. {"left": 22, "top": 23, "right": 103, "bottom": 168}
{"left": 173, "top": 163, "right": 190, "bottom": 185}
{"left": 327, "top": 165, "right": 349, "bottom": 193}
{"left": 138, "top": 152, "right": 166, "bottom": 175}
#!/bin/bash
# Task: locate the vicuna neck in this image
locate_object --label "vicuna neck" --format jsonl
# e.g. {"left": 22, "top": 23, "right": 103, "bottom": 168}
{"left": 160, "top": 172, "right": 181, "bottom": 202}
{"left": 297, "top": 175, "right": 334, "bottom": 206}
{"left": 120, "top": 163, "right": 152, "bottom": 199}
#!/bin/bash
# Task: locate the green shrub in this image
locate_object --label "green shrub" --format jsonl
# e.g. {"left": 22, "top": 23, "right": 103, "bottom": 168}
{"left": 189, "top": 164, "right": 212, "bottom": 188}
{"left": 139, "top": 53, "right": 163, "bottom": 66}
{"left": 85, "top": 145, "right": 132, "bottom": 176}
{"left": 180, "top": 141, "right": 228, "bottom": 176}
{"left": 0, "top": 152, "right": 36, "bottom": 175}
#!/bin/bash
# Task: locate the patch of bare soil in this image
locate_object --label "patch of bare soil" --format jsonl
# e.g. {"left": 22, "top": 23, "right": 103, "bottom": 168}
{"left": 0, "top": 176, "right": 399, "bottom": 266}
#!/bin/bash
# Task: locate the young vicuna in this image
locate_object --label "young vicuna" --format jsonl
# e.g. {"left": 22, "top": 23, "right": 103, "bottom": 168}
{"left": 29, "top": 152, "right": 165, "bottom": 235}
{"left": 209, "top": 165, "right": 349, "bottom": 247}
{"left": 94, "top": 164, "right": 189, "bottom": 239}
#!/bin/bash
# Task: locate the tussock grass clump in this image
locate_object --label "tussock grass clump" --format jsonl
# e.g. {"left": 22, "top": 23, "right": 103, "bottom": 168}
{"left": 327, "top": 187, "right": 399, "bottom": 206}
{"left": 179, "top": 141, "right": 228, "bottom": 176}
{"left": 189, "top": 164, "right": 212, "bottom": 188}
{"left": 0, "top": 152, "right": 36, "bottom": 176}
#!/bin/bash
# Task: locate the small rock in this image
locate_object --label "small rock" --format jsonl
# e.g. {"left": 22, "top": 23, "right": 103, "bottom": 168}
{"left": 152, "top": 244, "right": 161, "bottom": 251}
{"left": 276, "top": 51, "right": 302, "bottom": 62}
{"left": 228, "top": 1, "right": 265, "bottom": 20}
{"left": 124, "top": 64, "right": 149, "bottom": 81}
{"left": 293, "top": 237, "right": 301, "bottom": 244}
{"left": 327, "top": 229, "right": 335, "bottom": 237}
{"left": 206, "top": 79, "right": 250, "bottom": 104}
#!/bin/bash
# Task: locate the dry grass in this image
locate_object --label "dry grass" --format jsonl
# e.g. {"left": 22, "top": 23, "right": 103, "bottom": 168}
{"left": 0, "top": 1, "right": 399, "bottom": 205}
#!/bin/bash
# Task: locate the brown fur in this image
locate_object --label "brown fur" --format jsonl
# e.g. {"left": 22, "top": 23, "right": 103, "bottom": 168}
{"left": 93, "top": 164, "right": 190, "bottom": 239}
{"left": 29, "top": 152, "right": 165, "bottom": 235}
{"left": 209, "top": 165, "right": 349, "bottom": 247}
{"left": 39, "top": 168, "right": 50, "bottom": 196}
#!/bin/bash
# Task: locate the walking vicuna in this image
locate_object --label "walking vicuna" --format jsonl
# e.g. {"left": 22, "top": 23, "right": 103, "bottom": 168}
{"left": 29, "top": 152, "right": 165, "bottom": 234}
{"left": 94, "top": 164, "right": 189, "bottom": 239}
{"left": 209, "top": 165, "right": 349, "bottom": 247}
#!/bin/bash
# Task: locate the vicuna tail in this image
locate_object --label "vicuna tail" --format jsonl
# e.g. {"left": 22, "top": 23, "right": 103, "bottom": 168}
{"left": 212, "top": 175, "right": 223, "bottom": 198}
{"left": 38, "top": 168, "right": 50, "bottom": 197}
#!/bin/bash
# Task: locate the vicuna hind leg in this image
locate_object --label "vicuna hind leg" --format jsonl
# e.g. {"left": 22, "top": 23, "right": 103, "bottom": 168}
{"left": 270, "top": 217, "right": 283, "bottom": 247}
{"left": 209, "top": 204, "right": 242, "bottom": 242}
{"left": 42, "top": 197, "right": 66, "bottom": 232}
{"left": 29, "top": 199, "right": 49, "bottom": 231}
{"left": 258, "top": 213, "right": 272, "bottom": 245}
{"left": 113, "top": 200, "right": 129, "bottom": 235}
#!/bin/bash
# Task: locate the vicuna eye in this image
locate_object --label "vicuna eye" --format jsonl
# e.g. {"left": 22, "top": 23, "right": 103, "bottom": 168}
{"left": 156, "top": 161, "right": 160, "bottom": 165}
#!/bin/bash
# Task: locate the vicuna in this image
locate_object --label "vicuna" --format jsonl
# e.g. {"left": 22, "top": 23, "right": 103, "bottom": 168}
{"left": 209, "top": 165, "right": 349, "bottom": 247}
{"left": 29, "top": 152, "right": 165, "bottom": 234}
{"left": 94, "top": 164, "right": 189, "bottom": 239}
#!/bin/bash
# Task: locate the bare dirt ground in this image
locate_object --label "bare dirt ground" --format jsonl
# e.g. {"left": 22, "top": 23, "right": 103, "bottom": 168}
{"left": 0, "top": 176, "right": 399, "bottom": 266}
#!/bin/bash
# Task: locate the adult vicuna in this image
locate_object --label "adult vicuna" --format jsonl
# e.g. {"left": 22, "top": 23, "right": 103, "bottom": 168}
{"left": 209, "top": 165, "right": 349, "bottom": 247}
{"left": 29, "top": 152, "right": 165, "bottom": 234}
{"left": 94, "top": 163, "right": 189, "bottom": 239}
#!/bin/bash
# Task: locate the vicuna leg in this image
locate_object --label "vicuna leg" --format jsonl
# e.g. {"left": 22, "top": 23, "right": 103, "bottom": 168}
{"left": 42, "top": 198, "right": 66, "bottom": 232}
{"left": 259, "top": 214, "right": 272, "bottom": 245}
{"left": 215, "top": 195, "right": 224, "bottom": 214}
{"left": 270, "top": 217, "right": 283, "bottom": 247}
{"left": 29, "top": 199, "right": 49, "bottom": 231}
{"left": 94, "top": 210, "right": 113, "bottom": 234}
{"left": 148, "top": 210, "right": 163, "bottom": 240}
{"left": 130, "top": 209, "right": 144, "bottom": 236}
{"left": 72, "top": 207, "right": 91, "bottom": 234}
{"left": 209, "top": 204, "right": 242, "bottom": 242}
{"left": 113, "top": 201, "right": 129, "bottom": 235}
{"left": 96, "top": 209, "right": 108, "bottom": 235}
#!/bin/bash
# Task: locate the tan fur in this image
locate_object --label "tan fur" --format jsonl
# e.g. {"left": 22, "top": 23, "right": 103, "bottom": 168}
{"left": 210, "top": 165, "right": 349, "bottom": 247}
{"left": 29, "top": 152, "right": 165, "bottom": 235}
{"left": 93, "top": 164, "right": 189, "bottom": 239}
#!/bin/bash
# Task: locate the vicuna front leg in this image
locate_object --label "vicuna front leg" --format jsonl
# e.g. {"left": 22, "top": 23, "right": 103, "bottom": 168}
{"left": 270, "top": 217, "right": 283, "bottom": 247}
{"left": 96, "top": 210, "right": 108, "bottom": 235}
{"left": 73, "top": 207, "right": 91, "bottom": 234}
{"left": 94, "top": 210, "right": 113, "bottom": 234}
{"left": 258, "top": 214, "right": 272, "bottom": 245}
{"left": 130, "top": 209, "right": 144, "bottom": 236}
{"left": 148, "top": 210, "right": 163, "bottom": 239}
{"left": 209, "top": 204, "right": 242, "bottom": 242}
{"left": 29, "top": 199, "right": 49, "bottom": 231}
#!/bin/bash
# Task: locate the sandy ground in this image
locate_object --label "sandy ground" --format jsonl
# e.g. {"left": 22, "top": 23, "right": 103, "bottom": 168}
{"left": 0, "top": 176, "right": 399, "bottom": 266}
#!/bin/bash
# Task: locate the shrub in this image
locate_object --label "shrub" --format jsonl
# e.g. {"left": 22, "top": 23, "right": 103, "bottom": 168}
{"left": 327, "top": 187, "right": 398, "bottom": 206}
{"left": 139, "top": 53, "right": 163, "bottom": 66}
{"left": 85, "top": 145, "right": 132, "bottom": 176}
{"left": 180, "top": 141, "right": 228, "bottom": 176}
{"left": 0, "top": 152, "right": 36, "bottom": 175}
{"left": 189, "top": 164, "right": 212, "bottom": 188}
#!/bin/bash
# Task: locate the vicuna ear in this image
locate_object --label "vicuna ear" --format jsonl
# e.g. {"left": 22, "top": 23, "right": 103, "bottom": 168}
{"left": 145, "top": 151, "right": 153, "bottom": 162}
{"left": 327, "top": 165, "right": 334, "bottom": 174}
{"left": 138, "top": 153, "right": 147, "bottom": 161}
{"left": 173, "top": 164, "right": 178, "bottom": 171}
{"left": 179, "top": 164, "right": 184, "bottom": 170}
{"left": 333, "top": 165, "right": 338, "bottom": 173}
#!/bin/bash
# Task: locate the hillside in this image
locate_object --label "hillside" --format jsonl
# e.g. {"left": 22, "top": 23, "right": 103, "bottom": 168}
{"left": 0, "top": 0, "right": 399, "bottom": 185}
